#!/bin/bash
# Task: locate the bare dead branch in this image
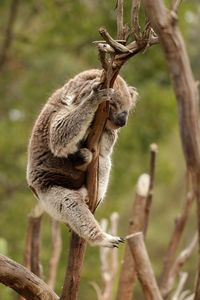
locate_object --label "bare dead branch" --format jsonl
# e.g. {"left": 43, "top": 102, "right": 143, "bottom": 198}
{"left": 116, "top": 174, "right": 150, "bottom": 300}
{"left": 160, "top": 233, "right": 197, "bottom": 299}
{"left": 144, "top": 143, "right": 158, "bottom": 234}
{"left": 90, "top": 281, "right": 102, "bottom": 300}
{"left": 47, "top": 220, "right": 62, "bottom": 290}
{"left": 143, "top": 0, "right": 200, "bottom": 171}
{"left": 116, "top": 0, "right": 124, "bottom": 40}
{"left": 172, "top": 272, "right": 188, "bottom": 300}
{"left": 59, "top": 234, "right": 86, "bottom": 300}
{"left": 20, "top": 205, "right": 43, "bottom": 279}
{"left": 159, "top": 191, "right": 194, "bottom": 297}
{"left": 169, "top": 233, "right": 198, "bottom": 292}
{"left": 0, "top": 0, "right": 20, "bottom": 71}
{"left": 99, "top": 27, "right": 132, "bottom": 53}
{"left": 142, "top": 1, "right": 200, "bottom": 298}
{"left": 127, "top": 232, "right": 163, "bottom": 300}
{"left": 110, "top": 212, "right": 119, "bottom": 276}
{"left": 0, "top": 254, "right": 58, "bottom": 300}
{"left": 131, "top": 0, "right": 141, "bottom": 40}
{"left": 171, "top": 0, "right": 183, "bottom": 12}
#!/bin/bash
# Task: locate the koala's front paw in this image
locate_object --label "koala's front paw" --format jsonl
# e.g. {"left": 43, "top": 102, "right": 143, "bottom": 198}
{"left": 91, "top": 233, "right": 125, "bottom": 248}
{"left": 91, "top": 81, "right": 114, "bottom": 104}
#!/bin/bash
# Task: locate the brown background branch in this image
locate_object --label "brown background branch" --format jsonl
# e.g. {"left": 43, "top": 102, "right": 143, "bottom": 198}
{"left": 0, "top": 254, "right": 58, "bottom": 300}
{"left": 0, "top": 0, "right": 20, "bottom": 71}
{"left": 142, "top": 0, "right": 200, "bottom": 298}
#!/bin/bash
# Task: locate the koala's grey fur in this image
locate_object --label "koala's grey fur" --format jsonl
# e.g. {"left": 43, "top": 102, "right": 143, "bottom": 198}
{"left": 27, "top": 69, "right": 137, "bottom": 247}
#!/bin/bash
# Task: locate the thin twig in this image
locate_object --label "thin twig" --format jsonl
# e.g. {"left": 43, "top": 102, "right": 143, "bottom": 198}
{"left": 171, "top": 0, "right": 183, "bottom": 12}
{"left": 169, "top": 233, "right": 198, "bottom": 291}
{"left": 144, "top": 143, "right": 158, "bottom": 234}
{"left": 99, "top": 27, "right": 132, "bottom": 53}
{"left": 159, "top": 191, "right": 194, "bottom": 297}
{"left": 172, "top": 272, "right": 188, "bottom": 300}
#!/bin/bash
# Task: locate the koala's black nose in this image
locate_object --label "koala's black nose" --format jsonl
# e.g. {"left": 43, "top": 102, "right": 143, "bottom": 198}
{"left": 116, "top": 111, "right": 127, "bottom": 127}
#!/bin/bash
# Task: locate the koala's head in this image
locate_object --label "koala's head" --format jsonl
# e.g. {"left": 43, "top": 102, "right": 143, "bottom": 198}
{"left": 106, "top": 75, "right": 138, "bottom": 130}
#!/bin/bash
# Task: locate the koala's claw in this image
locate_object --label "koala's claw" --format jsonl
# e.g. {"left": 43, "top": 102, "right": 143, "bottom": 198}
{"left": 119, "top": 237, "right": 125, "bottom": 243}
{"left": 91, "top": 233, "right": 124, "bottom": 248}
{"left": 92, "top": 81, "right": 103, "bottom": 91}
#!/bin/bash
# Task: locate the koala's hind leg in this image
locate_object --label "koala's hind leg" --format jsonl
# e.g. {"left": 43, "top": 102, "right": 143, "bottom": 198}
{"left": 37, "top": 186, "right": 123, "bottom": 248}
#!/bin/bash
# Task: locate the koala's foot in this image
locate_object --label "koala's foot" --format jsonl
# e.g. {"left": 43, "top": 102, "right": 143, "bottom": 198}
{"left": 90, "top": 232, "right": 125, "bottom": 248}
{"left": 69, "top": 148, "right": 93, "bottom": 171}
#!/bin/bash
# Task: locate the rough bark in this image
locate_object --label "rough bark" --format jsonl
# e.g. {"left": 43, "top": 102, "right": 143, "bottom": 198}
{"left": 128, "top": 232, "right": 163, "bottom": 300}
{"left": 142, "top": 1, "right": 200, "bottom": 298}
{"left": 0, "top": 254, "right": 58, "bottom": 300}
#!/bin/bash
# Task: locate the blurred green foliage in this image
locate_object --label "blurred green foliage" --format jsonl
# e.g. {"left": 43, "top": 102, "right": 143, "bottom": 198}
{"left": 0, "top": 1, "right": 199, "bottom": 299}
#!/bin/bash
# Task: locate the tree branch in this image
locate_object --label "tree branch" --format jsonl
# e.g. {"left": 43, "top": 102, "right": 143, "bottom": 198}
{"left": 116, "top": 0, "right": 124, "bottom": 40}
{"left": 0, "top": 0, "right": 20, "bottom": 71}
{"left": 144, "top": 143, "right": 158, "bottom": 234}
{"left": 131, "top": 0, "right": 141, "bottom": 40}
{"left": 127, "top": 232, "right": 163, "bottom": 300}
{"left": 142, "top": 1, "right": 200, "bottom": 298}
{"left": 116, "top": 173, "right": 150, "bottom": 300}
{"left": 47, "top": 220, "right": 62, "bottom": 290}
{"left": 159, "top": 191, "right": 194, "bottom": 297}
{"left": 0, "top": 254, "right": 58, "bottom": 300}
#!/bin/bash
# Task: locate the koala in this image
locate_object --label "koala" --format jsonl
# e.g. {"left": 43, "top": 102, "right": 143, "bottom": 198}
{"left": 27, "top": 69, "right": 137, "bottom": 247}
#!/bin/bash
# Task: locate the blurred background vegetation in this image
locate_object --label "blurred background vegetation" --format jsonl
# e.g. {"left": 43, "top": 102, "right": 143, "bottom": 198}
{"left": 0, "top": 0, "right": 199, "bottom": 299}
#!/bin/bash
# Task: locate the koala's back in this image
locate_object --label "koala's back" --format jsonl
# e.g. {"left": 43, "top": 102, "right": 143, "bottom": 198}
{"left": 27, "top": 87, "right": 85, "bottom": 194}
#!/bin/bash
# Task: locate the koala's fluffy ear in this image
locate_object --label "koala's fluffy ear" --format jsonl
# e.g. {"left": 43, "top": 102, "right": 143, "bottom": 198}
{"left": 128, "top": 86, "right": 138, "bottom": 108}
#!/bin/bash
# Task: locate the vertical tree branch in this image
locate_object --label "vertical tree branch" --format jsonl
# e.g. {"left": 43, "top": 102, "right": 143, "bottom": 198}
{"left": 131, "top": 0, "right": 141, "bottom": 40}
{"left": 159, "top": 191, "right": 194, "bottom": 297}
{"left": 48, "top": 220, "right": 62, "bottom": 290}
{"left": 17, "top": 205, "right": 43, "bottom": 300}
{"left": 0, "top": 0, "right": 20, "bottom": 71}
{"left": 144, "top": 143, "right": 158, "bottom": 234}
{"left": 127, "top": 232, "right": 163, "bottom": 300}
{"left": 116, "top": 173, "right": 150, "bottom": 300}
{"left": 142, "top": 1, "right": 200, "bottom": 298}
{"left": 116, "top": 0, "right": 124, "bottom": 40}
{"left": 30, "top": 216, "right": 42, "bottom": 277}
